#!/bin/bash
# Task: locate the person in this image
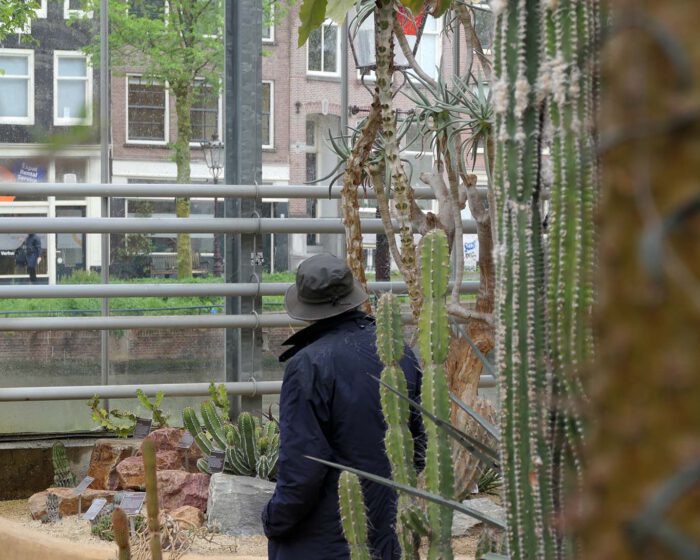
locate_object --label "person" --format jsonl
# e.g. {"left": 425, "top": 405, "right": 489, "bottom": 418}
{"left": 25, "top": 233, "right": 42, "bottom": 284}
{"left": 262, "top": 253, "right": 425, "bottom": 560}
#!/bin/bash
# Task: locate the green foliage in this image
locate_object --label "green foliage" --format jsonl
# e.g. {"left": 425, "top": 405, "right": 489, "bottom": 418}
{"left": 0, "top": 0, "right": 39, "bottom": 42}
{"left": 88, "top": 390, "right": 169, "bottom": 437}
{"left": 338, "top": 472, "right": 372, "bottom": 560}
{"left": 183, "top": 404, "right": 280, "bottom": 481}
{"left": 52, "top": 442, "right": 76, "bottom": 488}
{"left": 297, "top": 0, "right": 328, "bottom": 46}
{"left": 136, "top": 389, "right": 170, "bottom": 428}
{"left": 91, "top": 511, "right": 145, "bottom": 542}
{"left": 208, "top": 382, "right": 229, "bottom": 419}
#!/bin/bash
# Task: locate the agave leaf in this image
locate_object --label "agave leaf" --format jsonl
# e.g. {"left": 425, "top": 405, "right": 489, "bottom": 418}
{"left": 449, "top": 392, "right": 501, "bottom": 441}
{"left": 306, "top": 455, "right": 506, "bottom": 530}
{"left": 372, "top": 376, "right": 500, "bottom": 469}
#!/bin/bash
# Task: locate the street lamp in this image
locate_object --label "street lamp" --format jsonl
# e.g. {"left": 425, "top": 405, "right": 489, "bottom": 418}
{"left": 200, "top": 134, "right": 225, "bottom": 276}
{"left": 349, "top": 4, "right": 427, "bottom": 74}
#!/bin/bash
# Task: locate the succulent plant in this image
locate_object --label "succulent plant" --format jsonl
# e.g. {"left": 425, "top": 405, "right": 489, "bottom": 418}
{"left": 338, "top": 471, "right": 372, "bottom": 560}
{"left": 51, "top": 442, "right": 76, "bottom": 488}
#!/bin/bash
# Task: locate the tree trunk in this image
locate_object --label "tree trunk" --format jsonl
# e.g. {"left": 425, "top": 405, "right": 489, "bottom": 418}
{"left": 173, "top": 84, "right": 193, "bottom": 279}
{"left": 580, "top": 2, "right": 700, "bottom": 557}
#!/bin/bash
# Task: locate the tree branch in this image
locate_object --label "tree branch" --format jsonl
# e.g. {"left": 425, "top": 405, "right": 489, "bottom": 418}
{"left": 393, "top": 17, "right": 438, "bottom": 89}
{"left": 448, "top": 303, "right": 494, "bottom": 327}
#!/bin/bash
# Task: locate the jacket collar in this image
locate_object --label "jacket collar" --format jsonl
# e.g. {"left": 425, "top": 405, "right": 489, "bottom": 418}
{"left": 279, "top": 310, "right": 373, "bottom": 363}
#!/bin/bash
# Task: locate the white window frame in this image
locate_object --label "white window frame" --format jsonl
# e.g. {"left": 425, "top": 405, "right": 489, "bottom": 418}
{"left": 262, "top": 80, "right": 274, "bottom": 150}
{"left": 188, "top": 80, "right": 222, "bottom": 147}
{"left": 306, "top": 20, "right": 341, "bottom": 77}
{"left": 64, "top": 0, "right": 92, "bottom": 19}
{"left": 0, "top": 49, "right": 35, "bottom": 125}
{"left": 36, "top": 0, "right": 48, "bottom": 18}
{"left": 262, "top": 1, "right": 275, "bottom": 43}
{"left": 126, "top": 74, "right": 170, "bottom": 145}
{"left": 53, "top": 50, "right": 93, "bottom": 126}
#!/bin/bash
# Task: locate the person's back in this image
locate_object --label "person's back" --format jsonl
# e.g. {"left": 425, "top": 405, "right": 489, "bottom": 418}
{"left": 262, "top": 254, "right": 424, "bottom": 560}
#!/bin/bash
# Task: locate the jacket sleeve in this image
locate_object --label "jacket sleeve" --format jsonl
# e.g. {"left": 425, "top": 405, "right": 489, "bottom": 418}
{"left": 404, "top": 349, "right": 426, "bottom": 474}
{"left": 262, "top": 353, "right": 334, "bottom": 539}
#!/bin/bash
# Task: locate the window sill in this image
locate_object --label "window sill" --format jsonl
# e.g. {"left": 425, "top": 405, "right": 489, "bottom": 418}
{"left": 124, "top": 142, "right": 169, "bottom": 148}
{"left": 305, "top": 73, "right": 341, "bottom": 83}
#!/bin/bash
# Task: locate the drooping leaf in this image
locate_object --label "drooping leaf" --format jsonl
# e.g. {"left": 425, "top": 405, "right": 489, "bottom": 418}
{"left": 449, "top": 392, "right": 501, "bottom": 441}
{"left": 298, "top": 0, "right": 329, "bottom": 47}
{"left": 306, "top": 455, "right": 506, "bottom": 530}
{"left": 326, "top": 0, "right": 356, "bottom": 25}
{"left": 399, "top": 0, "right": 425, "bottom": 16}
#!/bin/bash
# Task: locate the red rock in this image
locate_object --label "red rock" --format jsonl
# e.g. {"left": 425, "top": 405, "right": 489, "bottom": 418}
{"left": 157, "top": 470, "right": 210, "bottom": 513}
{"left": 116, "top": 450, "right": 182, "bottom": 490}
{"left": 87, "top": 439, "right": 141, "bottom": 490}
{"left": 140, "top": 428, "right": 202, "bottom": 473}
{"left": 28, "top": 487, "right": 116, "bottom": 519}
{"left": 170, "top": 505, "right": 205, "bottom": 528}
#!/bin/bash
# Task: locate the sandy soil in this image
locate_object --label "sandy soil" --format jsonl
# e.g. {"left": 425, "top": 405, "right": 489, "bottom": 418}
{"left": 0, "top": 499, "right": 479, "bottom": 559}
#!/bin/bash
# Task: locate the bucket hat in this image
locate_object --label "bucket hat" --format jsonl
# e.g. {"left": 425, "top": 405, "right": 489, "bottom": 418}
{"left": 285, "top": 253, "right": 368, "bottom": 321}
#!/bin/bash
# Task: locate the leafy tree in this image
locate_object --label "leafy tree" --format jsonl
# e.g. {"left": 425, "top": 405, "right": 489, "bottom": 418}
{"left": 79, "top": 0, "right": 224, "bottom": 278}
{"left": 0, "top": 0, "right": 40, "bottom": 42}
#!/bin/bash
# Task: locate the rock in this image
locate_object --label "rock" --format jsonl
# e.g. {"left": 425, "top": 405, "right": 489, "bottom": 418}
{"left": 170, "top": 505, "right": 205, "bottom": 529}
{"left": 139, "top": 428, "right": 202, "bottom": 473}
{"left": 116, "top": 451, "right": 182, "bottom": 489}
{"left": 87, "top": 439, "right": 141, "bottom": 490}
{"left": 157, "top": 470, "right": 210, "bottom": 512}
{"left": 207, "top": 473, "right": 275, "bottom": 536}
{"left": 452, "top": 498, "right": 506, "bottom": 537}
{"left": 28, "top": 487, "right": 116, "bottom": 520}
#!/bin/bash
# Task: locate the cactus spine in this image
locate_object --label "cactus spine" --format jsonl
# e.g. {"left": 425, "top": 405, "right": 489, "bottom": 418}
{"left": 52, "top": 442, "right": 76, "bottom": 488}
{"left": 418, "top": 229, "right": 454, "bottom": 560}
{"left": 338, "top": 471, "right": 372, "bottom": 560}
{"left": 142, "top": 439, "right": 163, "bottom": 560}
{"left": 112, "top": 507, "right": 132, "bottom": 560}
{"left": 376, "top": 294, "right": 422, "bottom": 558}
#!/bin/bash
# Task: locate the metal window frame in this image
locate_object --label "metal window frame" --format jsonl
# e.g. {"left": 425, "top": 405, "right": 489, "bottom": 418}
{"left": 126, "top": 74, "right": 169, "bottom": 145}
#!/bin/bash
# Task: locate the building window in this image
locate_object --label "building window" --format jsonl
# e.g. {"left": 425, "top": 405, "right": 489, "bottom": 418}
{"left": 304, "top": 117, "right": 319, "bottom": 245}
{"left": 262, "top": 0, "right": 274, "bottom": 42}
{"left": 54, "top": 51, "right": 93, "bottom": 126}
{"left": 36, "top": 0, "right": 48, "bottom": 18}
{"left": 64, "top": 0, "right": 91, "bottom": 18}
{"left": 262, "top": 81, "right": 273, "bottom": 149}
{"left": 127, "top": 76, "right": 167, "bottom": 143}
{"left": 0, "top": 50, "right": 34, "bottom": 125}
{"left": 411, "top": 16, "right": 441, "bottom": 80}
{"left": 307, "top": 20, "right": 340, "bottom": 75}
{"left": 401, "top": 121, "right": 436, "bottom": 211}
{"left": 190, "top": 81, "right": 220, "bottom": 144}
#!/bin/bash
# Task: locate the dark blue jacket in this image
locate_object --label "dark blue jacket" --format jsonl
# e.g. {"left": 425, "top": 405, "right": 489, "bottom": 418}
{"left": 26, "top": 234, "right": 41, "bottom": 268}
{"left": 262, "top": 311, "right": 425, "bottom": 560}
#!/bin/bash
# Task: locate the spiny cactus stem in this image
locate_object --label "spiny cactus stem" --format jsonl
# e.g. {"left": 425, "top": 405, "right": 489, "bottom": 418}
{"left": 112, "top": 507, "right": 131, "bottom": 560}
{"left": 142, "top": 439, "right": 163, "bottom": 560}
{"left": 338, "top": 472, "right": 371, "bottom": 560}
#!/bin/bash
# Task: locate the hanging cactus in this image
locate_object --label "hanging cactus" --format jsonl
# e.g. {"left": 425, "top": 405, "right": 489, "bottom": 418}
{"left": 418, "top": 229, "right": 454, "bottom": 560}
{"left": 52, "top": 442, "right": 76, "bottom": 488}
{"left": 338, "top": 471, "right": 372, "bottom": 560}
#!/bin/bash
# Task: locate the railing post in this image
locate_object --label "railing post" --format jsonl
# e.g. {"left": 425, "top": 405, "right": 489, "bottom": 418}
{"left": 100, "top": 0, "right": 111, "bottom": 410}
{"left": 225, "top": 0, "right": 263, "bottom": 418}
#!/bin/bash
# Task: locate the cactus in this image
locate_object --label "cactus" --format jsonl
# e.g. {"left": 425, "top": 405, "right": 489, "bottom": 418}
{"left": 418, "top": 229, "right": 455, "bottom": 560}
{"left": 183, "top": 404, "right": 279, "bottom": 480}
{"left": 208, "top": 382, "right": 229, "bottom": 418}
{"left": 88, "top": 390, "right": 169, "bottom": 437}
{"left": 338, "top": 471, "right": 372, "bottom": 560}
{"left": 143, "top": 439, "right": 163, "bottom": 560}
{"left": 376, "top": 294, "right": 423, "bottom": 558}
{"left": 136, "top": 389, "right": 170, "bottom": 428}
{"left": 493, "top": 1, "right": 599, "bottom": 558}
{"left": 51, "top": 442, "right": 76, "bottom": 488}
{"left": 44, "top": 492, "right": 61, "bottom": 523}
{"left": 112, "top": 507, "right": 132, "bottom": 560}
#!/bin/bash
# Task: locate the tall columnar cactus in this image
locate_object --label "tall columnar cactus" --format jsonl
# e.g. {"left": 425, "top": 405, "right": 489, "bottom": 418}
{"left": 376, "top": 294, "right": 423, "bottom": 559}
{"left": 52, "top": 442, "right": 76, "bottom": 488}
{"left": 143, "top": 439, "right": 163, "bottom": 560}
{"left": 493, "top": 0, "right": 599, "bottom": 558}
{"left": 112, "top": 507, "right": 132, "bottom": 560}
{"left": 338, "top": 471, "right": 372, "bottom": 560}
{"left": 374, "top": 0, "right": 422, "bottom": 317}
{"left": 418, "top": 229, "right": 455, "bottom": 560}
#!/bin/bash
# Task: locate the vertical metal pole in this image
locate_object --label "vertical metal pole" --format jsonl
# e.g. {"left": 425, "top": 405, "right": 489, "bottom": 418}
{"left": 225, "top": 0, "right": 263, "bottom": 417}
{"left": 338, "top": 17, "right": 349, "bottom": 259}
{"left": 100, "top": 0, "right": 110, "bottom": 402}
{"left": 451, "top": 11, "right": 460, "bottom": 280}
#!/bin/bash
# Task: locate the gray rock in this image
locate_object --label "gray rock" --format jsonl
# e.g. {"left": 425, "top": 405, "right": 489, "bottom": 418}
{"left": 206, "top": 473, "right": 276, "bottom": 536}
{"left": 451, "top": 497, "right": 505, "bottom": 537}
